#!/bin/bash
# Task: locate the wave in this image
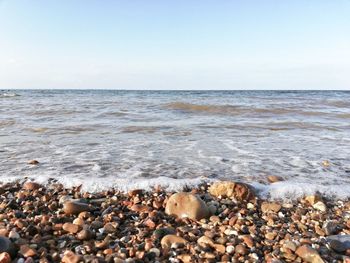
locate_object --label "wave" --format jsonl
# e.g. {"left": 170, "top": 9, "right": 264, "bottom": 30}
{"left": 165, "top": 102, "right": 326, "bottom": 117}
{"left": 0, "top": 92, "right": 20, "bottom": 98}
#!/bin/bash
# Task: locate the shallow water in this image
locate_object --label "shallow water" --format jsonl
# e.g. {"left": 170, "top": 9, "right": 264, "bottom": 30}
{"left": 1, "top": 90, "right": 350, "bottom": 199}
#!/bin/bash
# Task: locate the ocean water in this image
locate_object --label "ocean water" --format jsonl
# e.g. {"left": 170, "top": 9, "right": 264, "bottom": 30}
{"left": 1, "top": 90, "right": 350, "bottom": 199}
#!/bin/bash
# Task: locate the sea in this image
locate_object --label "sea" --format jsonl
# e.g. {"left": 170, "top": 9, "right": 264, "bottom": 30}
{"left": 1, "top": 90, "right": 350, "bottom": 200}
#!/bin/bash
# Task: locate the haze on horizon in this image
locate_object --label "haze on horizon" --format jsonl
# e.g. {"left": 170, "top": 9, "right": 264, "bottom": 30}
{"left": 0, "top": 0, "right": 349, "bottom": 90}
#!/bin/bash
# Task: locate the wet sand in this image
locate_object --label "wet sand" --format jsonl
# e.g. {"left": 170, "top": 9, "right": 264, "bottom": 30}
{"left": 0, "top": 180, "right": 349, "bottom": 263}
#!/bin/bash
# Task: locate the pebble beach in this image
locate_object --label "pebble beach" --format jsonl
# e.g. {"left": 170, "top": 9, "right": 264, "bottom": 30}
{"left": 0, "top": 179, "right": 350, "bottom": 263}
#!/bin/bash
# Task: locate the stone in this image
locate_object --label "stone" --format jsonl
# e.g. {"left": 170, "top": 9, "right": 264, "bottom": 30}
{"left": 61, "top": 251, "right": 83, "bottom": 263}
{"left": 235, "top": 244, "right": 247, "bottom": 255}
{"left": 153, "top": 228, "right": 176, "bottom": 240}
{"left": 326, "top": 235, "right": 350, "bottom": 253}
{"left": 77, "top": 229, "right": 94, "bottom": 241}
{"left": 0, "top": 237, "right": 15, "bottom": 257}
{"left": 165, "top": 192, "right": 209, "bottom": 220}
{"left": 261, "top": 202, "right": 282, "bottom": 213}
{"left": 63, "top": 201, "right": 91, "bottom": 215}
{"left": 130, "top": 204, "right": 152, "bottom": 213}
{"left": 283, "top": 241, "right": 297, "bottom": 252}
{"left": 242, "top": 235, "right": 254, "bottom": 248}
{"left": 267, "top": 175, "right": 284, "bottom": 183}
{"left": 128, "top": 189, "right": 143, "bottom": 197}
{"left": 313, "top": 201, "right": 327, "bottom": 212}
{"left": 0, "top": 252, "right": 11, "bottom": 263}
{"left": 177, "top": 254, "right": 192, "bottom": 263}
{"left": 160, "top": 235, "right": 188, "bottom": 249}
{"left": 323, "top": 220, "right": 339, "bottom": 235}
{"left": 19, "top": 245, "right": 36, "bottom": 257}
{"left": 304, "top": 195, "right": 322, "bottom": 206}
{"left": 23, "top": 182, "right": 41, "bottom": 191}
{"left": 27, "top": 160, "right": 39, "bottom": 165}
{"left": 208, "top": 181, "right": 254, "bottom": 200}
{"left": 295, "top": 245, "right": 324, "bottom": 263}
{"left": 62, "top": 223, "right": 81, "bottom": 234}
{"left": 197, "top": 236, "right": 214, "bottom": 247}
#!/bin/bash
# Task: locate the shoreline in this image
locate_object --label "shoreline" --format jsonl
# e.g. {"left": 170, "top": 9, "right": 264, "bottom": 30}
{"left": 0, "top": 181, "right": 349, "bottom": 262}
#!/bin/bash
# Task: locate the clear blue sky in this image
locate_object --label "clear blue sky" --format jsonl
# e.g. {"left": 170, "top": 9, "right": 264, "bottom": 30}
{"left": 1, "top": 0, "right": 349, "bottom": 90}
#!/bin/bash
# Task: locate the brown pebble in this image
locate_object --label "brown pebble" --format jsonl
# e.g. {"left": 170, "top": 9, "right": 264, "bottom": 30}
{"left": 161, "top": 235, "right": 187, "bottom": 249}
{"left": 0, "top": 252, "right": 11, "bottom": 263}
{"left": 61, "top": 251, "right": 83, "bottom": 263}
{"left": 235, "top": 244, "right": 247, "bottom": 255}
{"left": 77, "top": 229, "right": 94, "bottom": 241}
{"left": 63, "top": 201, "right": 91, "bottom": 215}
{"left": 19, "top": 245, "right": 37, "bottom": 257}
{"left": 295, "top": 245, "right": 324, "bottom": 263}
{"left": 23, "top": 182, "right": 41, "bottom": 191}
{"left": 62, "top": 223, "right": 81, "bottom": 234}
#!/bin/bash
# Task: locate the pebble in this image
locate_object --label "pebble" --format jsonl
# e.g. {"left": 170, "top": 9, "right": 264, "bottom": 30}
{"left": 160, "top": 235, "right": 188, "bottom": 249}
{"left": 61, "top": 251, "right": 83, "bottom": 263}
{"left": 208, "top": 181, "right": 254, "bottom": 200}
{"left": 313, "top": 201, "right": 327, "bottom": 212}
{"left": 77, "top": 229, "right": 94, "bottom": 241}
{"left": 295, "top": 245, "right": 324, "bottom": 263}
{"left": 63, "top": 201, "right": 91, "bottom": 215}
{"left": 326, "top": 235, "right": 350, "bottom": 253}
{"left": 0, "top": 252, "right": 11, "bottom": 263}
{"left": 62, "top": 223, "right": 81, "bottom": 234}
{"left": 23, "top": 182, "right": 40, "bottom": 191}
{"left": 261, "top": 202, "right": 282, "bottom": 213}
{"left": 165, "top": 192, "right": 209, "bottom": 220}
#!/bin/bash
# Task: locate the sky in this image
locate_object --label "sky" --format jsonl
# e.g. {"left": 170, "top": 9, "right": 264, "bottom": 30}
{"left": 0, "top": 1, "right": 349, "bottom": 90}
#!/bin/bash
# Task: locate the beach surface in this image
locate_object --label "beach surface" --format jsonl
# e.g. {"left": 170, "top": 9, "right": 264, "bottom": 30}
{"left": 0, "top": 180, "right": 350, "bottom": 262}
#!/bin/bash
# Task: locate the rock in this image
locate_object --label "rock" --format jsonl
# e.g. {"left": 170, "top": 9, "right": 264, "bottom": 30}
{"left": 0, "top": 252, "right": 11, "bottom": 263}
{"left": 153, "top": 228, "right": 176, "bottom": 240}
{"left": 242, "top": 235, "right": 254, "bottom": 248}
{"left": 165, "top": 192, "right": 209, "bottom": 220}
{"left": 295, "top": 245, "right": 324, "bottom": 263}
{"left": 177, "top": 254, "right": 192, "bottom": 263}
{"left": 8, "top": 230, "right": 19, "bottom": 240}
{"left": 208, "top": 181, "right": 254, "bottom": 200}
{"left": 326, "top": 235, "right": 350, "bottom": 253}
{"left": 323, "top": 221, "right": 339, "bottom": 235}
{"left": 304, "top": 195, "right": 322, "bottom": 206}
{"left": 23, "top": 182, "right": 41, "bottom": 191}
{"left": 197, "top": 236, "right": 214, "bottom": 247}
{"left": 226, "top": 245, "right": 235, "bottom": 254}
{"left": 103, "top": 223, "right": 117, "bottom": 233}
{"left": 27, "top": 160, "right": 39, "bottom": 165}
{"left": 77, "top": 229, "right": 94, "bottom": 241}
{"left": 0, "top": 237, "right": 15, "bottom": 257}
{"left": 267, "top": 175, "right": 284, "bottom": 183}
{"left": 235, "top": 244, "right": 247, "bottom": 255}
{"left": 261, "top": 202, "right": 282, "bottom": 213}
{"left": 160, "top": 235, "right": 188, "bottom": 249}
{"left": 63, "top": 201, "right": 91, "bottom": 215}
{"left": 62, "top": 223, "right": 81, "bottom": 234}
{"left": 128, "top": 189, "right": 143, "bottom": 197}
{"left": 19, "top": 245, "right": 36, "bottom": 257}
{"left": 130, "top": 204, "right": 152, "bottom": 213}
{"left": 313, "top": 201, "right": 327, "bottom": 212}
{"left": 283, "top": 241, "right": 297, "bottom": 252}
{"left": 61, "top": 251, "right": 83, "bottom": 263}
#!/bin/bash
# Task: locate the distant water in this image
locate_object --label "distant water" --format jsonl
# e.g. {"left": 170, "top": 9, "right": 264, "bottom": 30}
{"left": 1, "top": 90, "right": 350, "bottom": 199}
